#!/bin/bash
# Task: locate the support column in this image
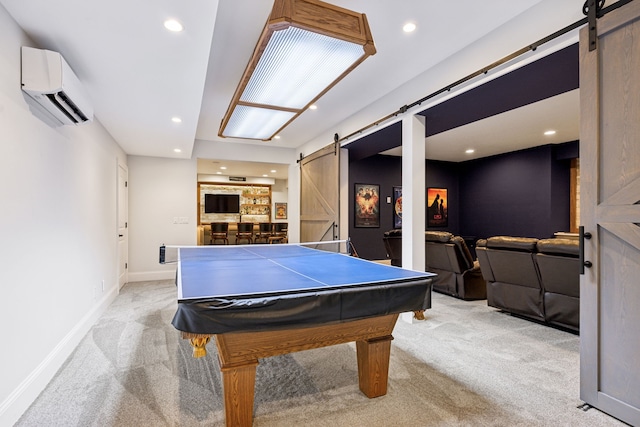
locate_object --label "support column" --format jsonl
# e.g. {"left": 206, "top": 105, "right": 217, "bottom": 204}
{"left": 401, "top": 115, "right": 426, "bottom": 272}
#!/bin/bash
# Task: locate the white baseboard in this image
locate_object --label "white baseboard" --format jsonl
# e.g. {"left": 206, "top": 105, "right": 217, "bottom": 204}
{"left": 0, "top": 287, "right": 118, "bottom": 426}
{"left": 127, "top": 270, "right": 176, "bottom": 282}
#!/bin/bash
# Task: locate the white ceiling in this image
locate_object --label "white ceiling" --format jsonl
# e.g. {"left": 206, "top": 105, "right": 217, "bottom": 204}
{"left": 197, "top": 158, "right": 289, "bottom": 181}
{"left": 0, "top": 0, "right": 582, "bottom": 175}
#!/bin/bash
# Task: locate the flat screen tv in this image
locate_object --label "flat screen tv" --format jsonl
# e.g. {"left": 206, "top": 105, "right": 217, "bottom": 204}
{"left": 204, "top": 194, "right": 240, "bottom": 214}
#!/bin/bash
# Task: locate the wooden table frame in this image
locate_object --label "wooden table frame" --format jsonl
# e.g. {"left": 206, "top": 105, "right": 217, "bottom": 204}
{"left": 183, "top": 313, "right": 399, "bottom": 427}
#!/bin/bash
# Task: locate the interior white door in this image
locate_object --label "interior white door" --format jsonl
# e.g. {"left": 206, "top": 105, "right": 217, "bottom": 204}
{"left": 117, "top": 163, "right": 128, "bottom": 289}
{"left": 579, "top": 2, "right": 640, "bottom": 425}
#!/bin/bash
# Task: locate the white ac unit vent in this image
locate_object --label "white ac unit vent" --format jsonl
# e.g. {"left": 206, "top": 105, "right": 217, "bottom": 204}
{"left": 21, "top": 46, "right": 93, "bottom": 126}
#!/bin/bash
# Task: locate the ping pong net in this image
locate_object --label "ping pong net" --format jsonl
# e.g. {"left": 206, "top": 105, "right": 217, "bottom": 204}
{"left": 159, "top": 239, "right": 355, "bottom": 265}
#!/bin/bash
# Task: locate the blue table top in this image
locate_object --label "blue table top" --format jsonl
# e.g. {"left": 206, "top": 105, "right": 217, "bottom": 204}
{"left": 177, "top": 245, "right": 433, "bottom": 300}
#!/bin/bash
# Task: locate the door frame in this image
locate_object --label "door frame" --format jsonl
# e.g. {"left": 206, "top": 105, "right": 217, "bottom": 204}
{"left": 117, "top": 161, "right": 128, "bottom": 289}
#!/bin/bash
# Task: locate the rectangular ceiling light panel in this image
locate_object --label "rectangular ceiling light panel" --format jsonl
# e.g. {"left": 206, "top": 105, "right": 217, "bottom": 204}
{"left": 219, "top": 0, "right": 375, "bottom": 141}
{"left": 241, "top": 27, "right": 365, "bottom": 109}
{"left": 223, "top": 105, "right": 296, "bottom": 140}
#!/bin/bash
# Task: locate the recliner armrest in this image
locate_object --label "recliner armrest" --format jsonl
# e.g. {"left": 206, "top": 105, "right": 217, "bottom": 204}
{"left": 445, "top": 244, "right": 464, "bottom": 274}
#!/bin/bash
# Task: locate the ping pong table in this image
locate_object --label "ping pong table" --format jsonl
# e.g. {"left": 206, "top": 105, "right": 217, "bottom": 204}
{"left": 168, "top": 243, "right": 434, "bottom": 426}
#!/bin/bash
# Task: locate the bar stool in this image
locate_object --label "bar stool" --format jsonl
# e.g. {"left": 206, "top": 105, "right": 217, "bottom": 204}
{"left": 210, "top": 222, "right": 229, "bottom": 245}
{"left": 268, "top": 222, "right": 287, "bottom": 244}
{"left": 254, "top": 222, "right": 272, "bottom": 243}
{"left": 236, "top": 222, "right": 254, "bottom": 244}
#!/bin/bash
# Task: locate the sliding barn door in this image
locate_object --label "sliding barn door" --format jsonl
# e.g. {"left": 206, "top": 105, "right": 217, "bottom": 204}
{"left": 579, "top": 2, "right": 640, "bottom": 425}
{"left": 299, "top": 142, "right": 340, "bottom": 242}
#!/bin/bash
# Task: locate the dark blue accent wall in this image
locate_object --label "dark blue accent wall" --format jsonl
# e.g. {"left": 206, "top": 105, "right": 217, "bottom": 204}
{"left": 459, "top": 144, "right": 573, "bottom": 239}
{"left": 348, "top": 141, "right": 578, "bottom": 260}
{"left": 349, "top": 155, "right": 401, "bottom": 259}
{"left": 348, "top": 155, "right": 459, "bottom": 260}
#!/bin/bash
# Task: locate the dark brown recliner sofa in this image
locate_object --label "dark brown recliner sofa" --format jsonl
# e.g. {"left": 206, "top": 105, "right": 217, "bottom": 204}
{"left": 424, "top": 231, "right": 486, "bottom": 300}
{"left": 536, "top": 238, "right": 580, "bottom": 331}
{"left": 382, "top": 229, "right": 486, "bottom": 300}
{"left": 382, "top": 229, "right": 402, "bottom": 267}
{"left": 476, "top": 236, "right": 580, "bottom": 331}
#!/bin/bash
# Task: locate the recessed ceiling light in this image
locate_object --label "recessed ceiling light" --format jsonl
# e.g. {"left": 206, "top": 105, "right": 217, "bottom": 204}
{"left": 309, "top": 105, "right": 318, "bottom": 110}
{"left": 465, "top": 149, "right": 475, "bottom": 154}
{"left": 171, "top": 117, "right": 182, "bottom": 123}
{"left": 403, "top": 22, "right": 416, "bottom": 33}
{"left": 270, "top": 169, "right": 277, "bottom": 173}
{"left": 174, "top": 148, "right": 182, "bottom": 153}
{"left": 263, "top": 174, "right": 268, "bottom": 177}
{"left": 164, "top": 19, "right": 184, "bottom": 32}
{"left": 544, "top": 130, "right": 557, "bottom": 136}
{"left": 220, "top": 166, "right": 227, "bottom": 170}
{"left": 273, "top": 135, "right": 281, "bottom": 140}
{"left": 216, "top": 171, "right": 222, "bottom": 175}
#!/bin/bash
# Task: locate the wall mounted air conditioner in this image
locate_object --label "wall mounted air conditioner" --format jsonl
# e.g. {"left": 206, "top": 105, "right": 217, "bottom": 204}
{"left": 21, "top": 46, "right": 93, "bottom": 126}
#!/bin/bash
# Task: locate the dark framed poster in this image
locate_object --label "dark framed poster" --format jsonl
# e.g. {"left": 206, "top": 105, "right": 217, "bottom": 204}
{"left": 393, "top": 186, "right": 402, "bottom": 228}
{"left": 427, "top": 187, "right": 448, "bottom": 227}
{"left": 354, "top": 184, "right": 380, "bottom": 227}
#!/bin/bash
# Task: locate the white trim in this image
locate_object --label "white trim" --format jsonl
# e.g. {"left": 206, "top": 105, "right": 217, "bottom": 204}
{"left": 127, "top": 270, "right": 176, "bottom": 282}
{"left": 0, "top": 287, "right": 118, "bottom": 426}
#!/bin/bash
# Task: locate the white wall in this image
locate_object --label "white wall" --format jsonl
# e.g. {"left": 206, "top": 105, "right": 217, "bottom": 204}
{"left": 126, "top": 141, "right": 298, "bottom": 282}
{"left": 271, "top": 178, "right": 288, "bottom": 221}
{"left": 0, "top": 4, "right": 127, "bottom": 425}
{"left": 127, "top": 155, "right": 197, "bottom": 281}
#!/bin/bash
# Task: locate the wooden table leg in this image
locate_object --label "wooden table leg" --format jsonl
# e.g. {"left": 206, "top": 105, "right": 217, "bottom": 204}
{"left": 355, "top": 335, "right": 393, "bottom": 398}
{"left": 219, "top": 360, "right": 259, "bottom": 427}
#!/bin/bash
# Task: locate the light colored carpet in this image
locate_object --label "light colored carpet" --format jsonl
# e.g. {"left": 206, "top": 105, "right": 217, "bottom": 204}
{"left": 16, "top": 280, "right": 625, "bottom": 426}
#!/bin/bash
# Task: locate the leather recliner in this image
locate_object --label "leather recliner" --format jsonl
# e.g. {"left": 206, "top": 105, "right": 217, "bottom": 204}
{"left": 382, "top": 229, "right": 486, "bottom": 300}
{"left": 476, "top": 236, "right": 580, "bottom": 332}
{"left": 476, "top": 236, "right": 543, "bottom": 321}
{"left": 382, "top": 229, "right": 402, "bottom": 267}
{"left": 536, "top": 238, "right": 580, "bottom": 331}
{"left": 425, "top": 231, "right": 486, "bottom": 300}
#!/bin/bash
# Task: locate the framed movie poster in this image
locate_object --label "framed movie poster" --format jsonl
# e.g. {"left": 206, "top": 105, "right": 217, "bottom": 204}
{"left": 427, "top": 187, "right": 448, "bottom": 227}
{"left": 274, "top": 202, "right": 287, "bottom": 219}
{"left": 393, "top": 186, "right": 402, "bottom": 228}
{"left": 354, "top": 184, "right": 380, "bottom": 227}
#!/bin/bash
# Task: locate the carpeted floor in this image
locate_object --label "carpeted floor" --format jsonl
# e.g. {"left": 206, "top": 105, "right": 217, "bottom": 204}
{"left": 16, "top": 280, "right": 626, "bottom": 426}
